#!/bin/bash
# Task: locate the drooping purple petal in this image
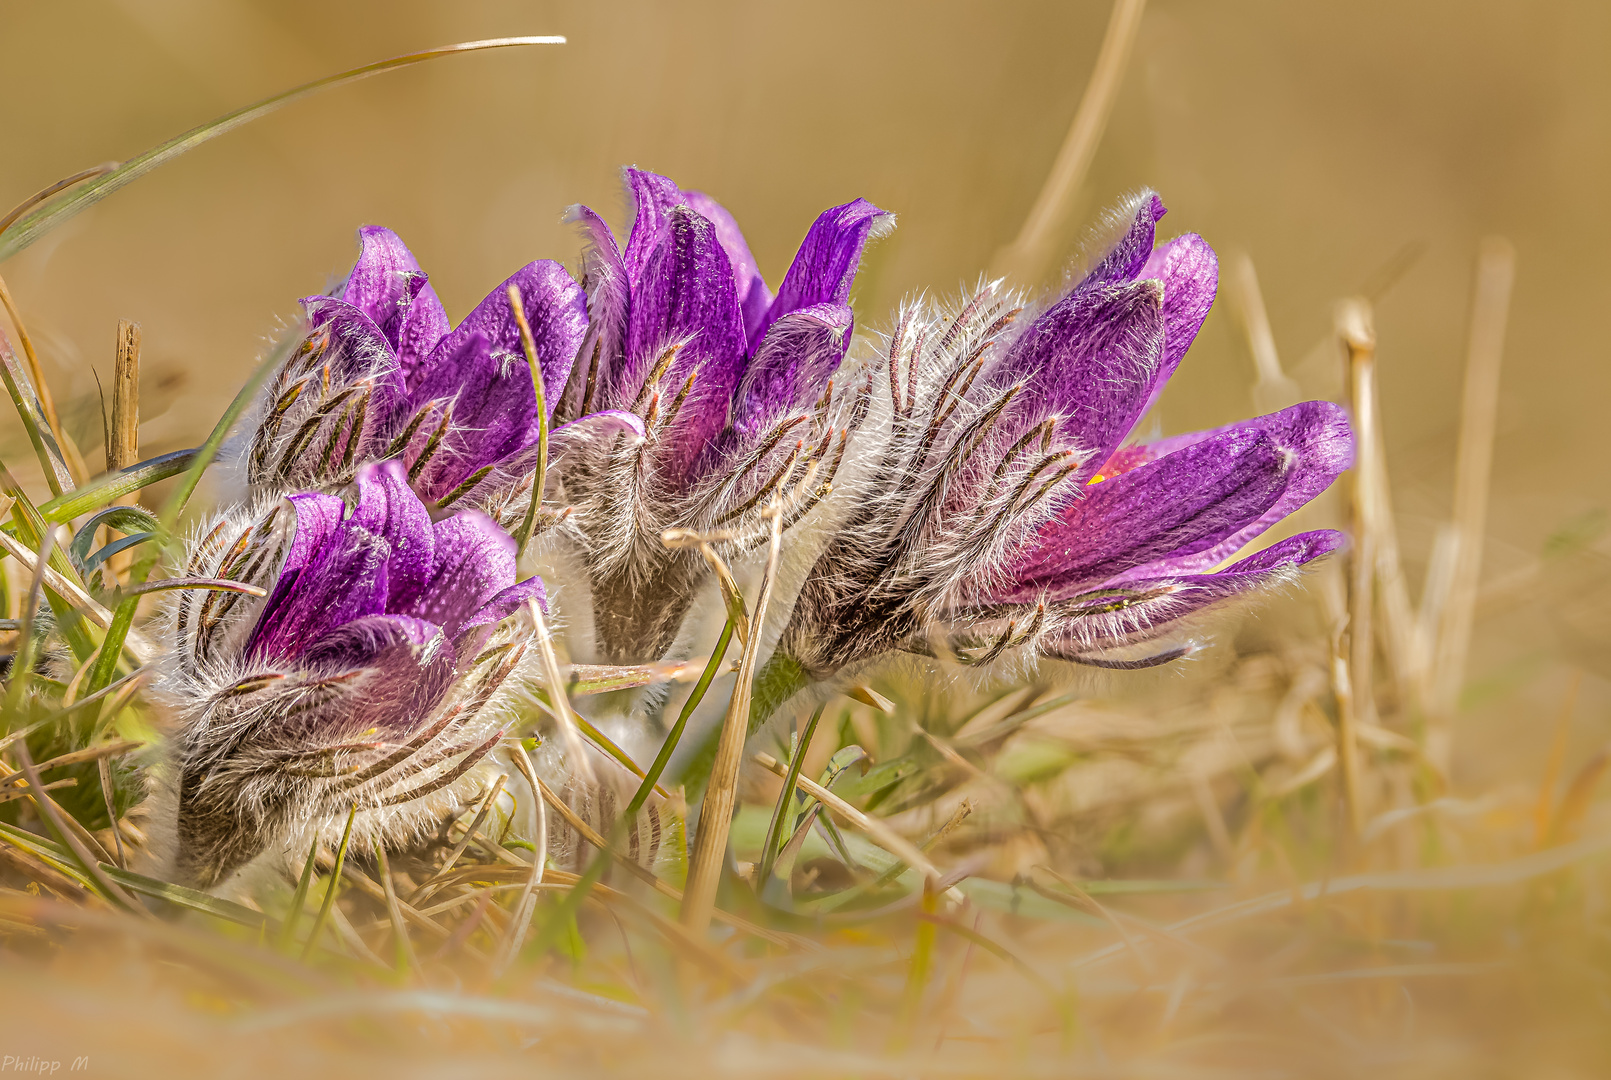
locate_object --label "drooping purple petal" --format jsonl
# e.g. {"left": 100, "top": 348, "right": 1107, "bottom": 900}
{"left": 997, "top": 278, "right": 1165, "bottom": 479}
{"left": 683, "top": 189, "right": 772, "bottom": 347}
{"left": 1002, "top": 401, "right": 1352, "bottom": 601}
{"left": 300, "top": 297, "right": 404, "bottom": 389}
{"left": 1039, "top": 529, "right": 1345, "bottom": 658}
{"left": 754, "top": 198, "right": 890, "bottom": 349}
{"left": 459, "top": 575, "right": 547, "bottom": 647}
{"left": 622, "top": 168, "right": 684, "bottom": 287}
{"left": 730, "top": 302, "right": 853, "bottom": 439}
{"left": 624, "top": 205, "right": 748, "bottom": 477}
{"left": 278, "top": 492, "right": 346, "bottom": 580}
{"left": 301, "top": 612, "right": 441, "bottom": 670}
{"left": 410, "top": 260, "right": 586, "bottom": 414}
{"left": 398, "top": 511, "right": 519, "bottom": 641}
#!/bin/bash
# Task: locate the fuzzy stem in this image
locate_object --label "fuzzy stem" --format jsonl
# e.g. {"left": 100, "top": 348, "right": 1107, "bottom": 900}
{"left": 747, "top": 651, "right": 812, "bottom": 738}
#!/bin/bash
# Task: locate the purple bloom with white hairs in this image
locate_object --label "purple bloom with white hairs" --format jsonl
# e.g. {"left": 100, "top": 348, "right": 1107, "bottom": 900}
{"left": 756, "top": 190, "right": 1352, "bottom": 716}
{"left": 161, "top": 460, "right": 541, "bottom": 889}
{"left": 550, "top": 168, "right": 892, "bottom": 663}
{"left": 248, "top": 227, "right": 639, "bottom": 529}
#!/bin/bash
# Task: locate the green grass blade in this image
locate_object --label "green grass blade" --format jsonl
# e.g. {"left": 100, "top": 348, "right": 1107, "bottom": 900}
{"left": 0, "top": 37, "right": 566, "bottom": 263}
{"left": 36, "top": 451, "right": 196, "bottom": 523}
{"left": 301, "top": 805, "right": 356, "bottom": 961}
{"left": 100, "top": 865, "right": 269, "bottom": 930}
{"left": 277, "top": 836, "right": 322, "bottom": 952}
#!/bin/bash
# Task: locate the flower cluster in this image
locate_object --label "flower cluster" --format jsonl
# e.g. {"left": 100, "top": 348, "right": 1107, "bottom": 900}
{"left": 159, "top": 172, "right": 1350, "bottom": 889}
{"left": 160, "top": 462, "right": 539, "bottom": 888}
{"left": 552, "top": 169, "right": 891, "bottom": 663}
{"left": 760, "top": 193, "right": 1350, "bottom": 713}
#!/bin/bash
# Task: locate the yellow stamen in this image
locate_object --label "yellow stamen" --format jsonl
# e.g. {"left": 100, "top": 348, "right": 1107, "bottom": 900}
{"left": 1087, "top": 473, "right": 1106, "bottom": 485}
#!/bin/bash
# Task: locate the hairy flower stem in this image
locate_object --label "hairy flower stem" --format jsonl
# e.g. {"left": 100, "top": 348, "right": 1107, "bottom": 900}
{"left": 747, "top": 651, "right": 812, "bottom": 739}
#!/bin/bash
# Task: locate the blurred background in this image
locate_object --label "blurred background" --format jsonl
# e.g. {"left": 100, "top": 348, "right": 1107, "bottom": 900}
{"left": 1, "top": 0, "right": 1607, "bottom": 785}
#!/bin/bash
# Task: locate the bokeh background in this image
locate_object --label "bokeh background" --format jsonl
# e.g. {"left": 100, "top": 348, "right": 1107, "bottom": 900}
{"left": 2, "top": 0, "right": 1607, "bottom": 784}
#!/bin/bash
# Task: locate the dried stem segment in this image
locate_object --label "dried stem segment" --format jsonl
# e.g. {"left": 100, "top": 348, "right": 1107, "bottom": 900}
{"left": 1338, "top": 299, "right": 1380, "bottom": 735}
{"left": 682, "top": 505, "right": 785, "bottom": 933}
{"left": 1424, "top": 238, "right": 1514, "bottom": 775}
{"left": 108, "top": 321, "right": 140, "bottom": 474}
{"left": 992, "top": 0, "right": 1148, "bottom": 281}
{"left": 1335, "top": 298, "right": 1375, "bottom": 838}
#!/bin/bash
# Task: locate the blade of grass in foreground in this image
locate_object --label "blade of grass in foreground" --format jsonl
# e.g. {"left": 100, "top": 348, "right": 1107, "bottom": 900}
{"left": 0, "top": 37, "right": 566, "bottom": 262}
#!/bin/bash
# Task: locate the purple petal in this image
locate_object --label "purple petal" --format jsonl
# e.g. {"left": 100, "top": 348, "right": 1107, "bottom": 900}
{"left": 567, "top": 205, "right": 631, "bottom": 410}
{"left": 398, "top": 510, "right": 519, "bottom": 641}
{"left": 247, "top": 508, "right": 392, "bottom": 664}
{"left": 454, "top": 574, "right": 545, "bottom": 661}
{"left": 1003, "top": 401, "right": 1353, "bottom": 600}
{"left": 682, "top": 189, "right": 772, "bottom": 347}
{"left": 300, "top": 297, "right": 401, "bottom": 386}
{"left": 300, "top": 614, "right": 457, "bottom": 734}
{"left": 1038, "top": 529, "right": 1344, "bottom": 658}
{"left": 730, "top": 302, "right": 853, "bottom": 439}
{"left": 346, "top": 461, "right": 434, "bottom": 608}
{"left": 754, "top": 198, "right": 890, "bottom": 349}
{"left": 624, "top": 205, "right": 748, "bottom": 480}
{"left": 339, "top": 227, "right": 425, "bottom": 350}
{"left": 406, "top": 332, "right": 540, "bottom": 503}
{"left": 301, "top": 612, "right": 441, "bottom": 670}
{"left": 411, "top": 260, "right": 587, "bottom": 417}
{"left": 997, "top": 278, "right": 1165, "bottom": 480}
{"left": 279, "top": 493, "right": 346, "bottom": 579}
{"left": 1074, "top": 191, "right": 1167, "bottom": 292}
{"left": 621, "top": 168, "right": 684, "bottom": 287}
{"left": 1133, "top": 233, "right": 1217, "bottom": 421}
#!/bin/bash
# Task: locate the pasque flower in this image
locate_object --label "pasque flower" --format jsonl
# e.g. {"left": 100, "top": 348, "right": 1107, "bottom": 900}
{"left": 159, "top": 461, "right": 542, "bottom": 889}
{"left": 550, "top": 169, "right": 891, "bottom": 663}
{"left": 755, "top": 191, "right": 1352, "bottom": 717}
{"left": 247, "top": 226, "right": 638, "bottom": 528}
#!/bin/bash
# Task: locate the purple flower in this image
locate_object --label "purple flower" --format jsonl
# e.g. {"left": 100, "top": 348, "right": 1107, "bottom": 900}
{"left": 248, "top": 227, "right": 637, "bottom": 528}
{"left": 163, "top": 461, "right": 541, "bottom": 888}
{"left": 551, "top": 168, "right": 892, "bottom": 663}
{"left": 760, "top": 191, "right": 1351, "bottom": 713}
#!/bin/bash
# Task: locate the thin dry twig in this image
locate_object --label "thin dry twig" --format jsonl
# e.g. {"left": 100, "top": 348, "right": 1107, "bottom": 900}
{"left": 1425, "top": 237, "right": 1515, "bottom": 774}
{"left": 682, "top": 503, "right": 786, "bottom": 934}
{"left": 991, "top": 0, "right": 1148, "bottom": 282}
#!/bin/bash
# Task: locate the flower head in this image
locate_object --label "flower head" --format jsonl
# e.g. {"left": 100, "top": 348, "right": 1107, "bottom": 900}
{"left": 160, "top": 460, "right": 541, "bottom": 888}
{"left": 551, "top": 168, "right": 892, "bottom": 663}
{"left": 247, "top": 227, "right": 633, "bottom": 527}
{"left": 766, "top": 191, "right": 1351, "bottom": 700}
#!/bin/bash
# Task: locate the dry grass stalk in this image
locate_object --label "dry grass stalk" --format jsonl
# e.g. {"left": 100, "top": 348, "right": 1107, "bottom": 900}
{"left": 0, "top": 271, "right": 87, "bottom": 484}
{"left": 682, "top": 504, "right": 785, "bottom": 933}
{"left": 1228, "top": 252, "right": 1302, "bottom": 413}
{"left": 527, "top": 596, "right": 594, "bottom": 787}
{"left": 1425, "top": 237, "right": 1514, "bottom": 774}
{"left": 991, "top": 0, "right": 1148, "bottom": 282}
{"left": 1338, "top": 298, "right": 1380, "bottom": 733}
{"left": 108, "top": 320, "right": 141, "bottom": 473}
